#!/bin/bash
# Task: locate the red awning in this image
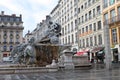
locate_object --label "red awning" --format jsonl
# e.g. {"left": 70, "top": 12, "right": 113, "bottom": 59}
{"left": 75, "top": 51, "right": 87, "bottom": 56}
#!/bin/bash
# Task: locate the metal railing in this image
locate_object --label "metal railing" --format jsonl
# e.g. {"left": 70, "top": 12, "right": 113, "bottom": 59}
{"left": 15, "top": 42, "right": 20, "bottom": 44}
{"left": 104, "top": 15, "right": 120, "bottom": 25}
{"left": 9, "top": 42, "right": 14, "bottom": 44}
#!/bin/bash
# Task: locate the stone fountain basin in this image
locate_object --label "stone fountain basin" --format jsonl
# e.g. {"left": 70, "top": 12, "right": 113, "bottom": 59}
{"left": 0, "top": 64, "right": 58, "bottom": 74}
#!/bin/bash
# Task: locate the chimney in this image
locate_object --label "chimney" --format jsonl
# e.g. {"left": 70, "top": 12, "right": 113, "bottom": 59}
{"left": 40, "top": 22, "right": 42, "bottom": 26}
{"left": 1, "top": 11, "right": 4, "bottom": 15}
{"left": 20, "top": 14, "right": 22, "bottom": 18}
{"left": 42, "top": 20, "right": 45, "bottom": 23}
{"left": 46, "top": 15, "right": 51, "bottom": 20}
{"left": 12, "top": 14, "right": 16, "bottom": 16}
{"left": 28, "top": 30, "right": 30, "bottom": 34}
{"left": 20, "top": 14, "right": 22, "bottom": 21}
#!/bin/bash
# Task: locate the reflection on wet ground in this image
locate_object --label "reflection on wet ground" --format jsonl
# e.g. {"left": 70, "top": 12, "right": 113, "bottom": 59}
{"left": 0, "top": 63, "right": 120, "bottom": 80}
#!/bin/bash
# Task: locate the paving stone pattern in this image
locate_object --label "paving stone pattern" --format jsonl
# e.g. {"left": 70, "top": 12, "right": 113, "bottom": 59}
{"left": 0, "top": 68, "right": 120, "bottom": 80}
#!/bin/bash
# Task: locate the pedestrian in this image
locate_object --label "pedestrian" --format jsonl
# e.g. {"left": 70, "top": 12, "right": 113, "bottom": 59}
{"left": 91, "top": 58, "right": 94, "bottom": 63}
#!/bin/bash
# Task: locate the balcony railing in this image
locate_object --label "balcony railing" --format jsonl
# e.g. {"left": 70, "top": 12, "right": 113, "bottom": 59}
{"left": 103, "top": 0, "right": 120, "bottom": 9}
{"left": 15, "top": 42, "right": 20, "bottom": 44}
{"left": 9, "top": 42, "right": 14, "bottom": 44}
{"left": 117, "top": 0, "right": 120, "bottom": 2}
{"left": 104, "top": 15, "right": 120, "bottom": 25}
{"left": 3, "top": 42, "right": 7, "bottom": 44}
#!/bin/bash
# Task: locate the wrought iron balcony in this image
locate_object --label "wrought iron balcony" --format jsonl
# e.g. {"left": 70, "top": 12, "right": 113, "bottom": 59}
{"left": 15, "top": 42, "right": 20, "bottom": 44}
{"left": 104, "top": 15, "right": 120, "bottom": 25}
{"left": 117, "top": 0, "right": 120, "bottom": 2}
{"left": 103, "top": 1, "right": 118, "bottom": 9}
{"left": 9, "top": 42, "right": 14, "bottom": 44}
{"left": 3, "top": 42, "right": 7, "bottom": 44}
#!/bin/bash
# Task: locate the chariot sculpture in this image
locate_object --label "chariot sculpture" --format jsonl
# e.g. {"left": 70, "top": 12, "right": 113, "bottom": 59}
{"left": 11, "top": 20, "right": 70, "bottom": 66}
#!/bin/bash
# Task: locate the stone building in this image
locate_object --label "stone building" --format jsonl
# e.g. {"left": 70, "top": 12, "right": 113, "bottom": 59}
{"left": 102, "top": 0, "right": 120, "bottom": 62}
{"left": 32, "top": 16, "right": 52, "bottom": 43}
{"left": 0, "top": 11, "right": 24, "bottom": 57}
{"left": 50, "top": 0, "right": 79, "bottom": 51}
{"left": 78, "top": 0, "right": 104, "bottom": 49}
{"left": 24, "top": 30, "right": 33, "bottom": 43}
{"left": 50, "top": 0, "right": 105, "bottom": 61}
{"left": 77, "top": 0, "right": 104, "bottom": 61}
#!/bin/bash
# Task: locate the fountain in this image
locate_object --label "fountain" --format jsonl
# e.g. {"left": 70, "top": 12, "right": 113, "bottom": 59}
{"left": 0, "top": 21, "right": 70, "bottom": 74}
{"left": 0, "top": 18, "right": 92, "bottom": 74}
{"left": 10, "top": 21, "right": 62, "bottom": 66}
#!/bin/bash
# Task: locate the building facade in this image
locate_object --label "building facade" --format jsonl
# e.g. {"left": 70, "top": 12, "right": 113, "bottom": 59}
{"left": 50, "top": 4, "right": 60, "bottom": 24}
{"left": 50, "top": 0, "right": 79, "bottom": 51}
{"left": 77, "top": 0, "right": 104, "bottom": 60}
{"left": 0, "top": 11, "right": 24, "bottom": 57}
{"left": 24, "top": 30, "right": 33, "bottom": 43}
{"left": 102, "top": 0, "right": 120, "bottom": 62}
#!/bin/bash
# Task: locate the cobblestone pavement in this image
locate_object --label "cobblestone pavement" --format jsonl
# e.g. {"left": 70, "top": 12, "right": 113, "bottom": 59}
{"left": 0, "top": 68, "right": 120, "bottom": 80}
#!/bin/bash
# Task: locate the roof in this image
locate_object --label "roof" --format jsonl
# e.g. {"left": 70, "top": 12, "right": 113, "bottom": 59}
{"left": 50, "top": 4, "right": 59, "bottom": 14}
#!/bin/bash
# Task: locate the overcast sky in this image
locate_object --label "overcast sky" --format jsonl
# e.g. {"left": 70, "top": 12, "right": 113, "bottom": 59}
{"left": 0, "top": 0, "right": 58, "bottom": 36}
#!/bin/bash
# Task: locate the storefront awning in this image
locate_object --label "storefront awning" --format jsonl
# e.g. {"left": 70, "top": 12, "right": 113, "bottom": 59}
{"left": 84, "top": 48, "right": 90, "bottom": 52}
{"left": 74, "top": 51, "right": 87, "bottom": 56}
{"left": 80, "top": 48, "right": 90, "bottom": 52}
{"left": 91, "top": 47, "right": 104, "bottom": 53}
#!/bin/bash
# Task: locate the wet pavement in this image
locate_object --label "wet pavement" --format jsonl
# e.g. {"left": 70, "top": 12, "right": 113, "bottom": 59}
{"left": 0, "top": 65, "right": 120, "bottom": 80}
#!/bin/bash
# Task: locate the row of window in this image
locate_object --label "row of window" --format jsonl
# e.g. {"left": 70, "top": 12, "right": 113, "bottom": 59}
{"left": 79, "top": 21, "right": 101, "bottom": 34}
{"left": 60, "top": 2, "right": 101, "bottom": 31}
{"left": 61, "top": 21, "right": 77, "bottom": 35}
{"left": 60, "top": 10, "right": 74, "bottom": 25}
{"left": 104, "top": 6, "right": 120, "bottom": 24}
{"left": 60, "top": 0, "right": 99, "bottom": 25}
{"left": 0, "top": 16, "right": 21, "bottom": 22}
{"left": 103, "top": 0, "right": 117, "bottom": 8}
{"left": 3, "top": 31, "right": 19, "bottom": 34}
{"left": 77, "top": 0, "right": 99, "bottom": 14}
{"left": 79, "top": 34, "right": 103, "bottom": 48}
{"left": 2, "top": 45, "right": 13, "bottom": 51}
{"left": 52, "top": 0, "right": 100, "bottom": 24}
{"left": 1, "top": 31, "right": 20, "bottom": 39}
{"left": 52, "top": 0, "right": 101, "bottom": 26}
{"left": 2, "top": 34, "right": 20, "bottom": 39}
{"left": 2, "top": 41, "right": 20, "bottom": 44}
{"left": 78, "top": 5, "right": 100, "bottom": 25}
{"left": 0, "top": 22, "right": 21, "bottom": 26}
{"left": 62, "top": 21, "right": 102, "bottom": 35}
{"left": 61, "top": 0, "right": 97, "bottom": 11}
{"left": 61, "top": 33, "right": 78, "bottom": 44}
{"left": 3, "top": 38, "right": 19, "bottom": 42}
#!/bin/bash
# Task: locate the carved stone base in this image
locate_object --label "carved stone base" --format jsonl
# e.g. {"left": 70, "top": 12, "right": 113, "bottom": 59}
{"left": 73, "top": 56, "right": 92, "bottom": 69}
